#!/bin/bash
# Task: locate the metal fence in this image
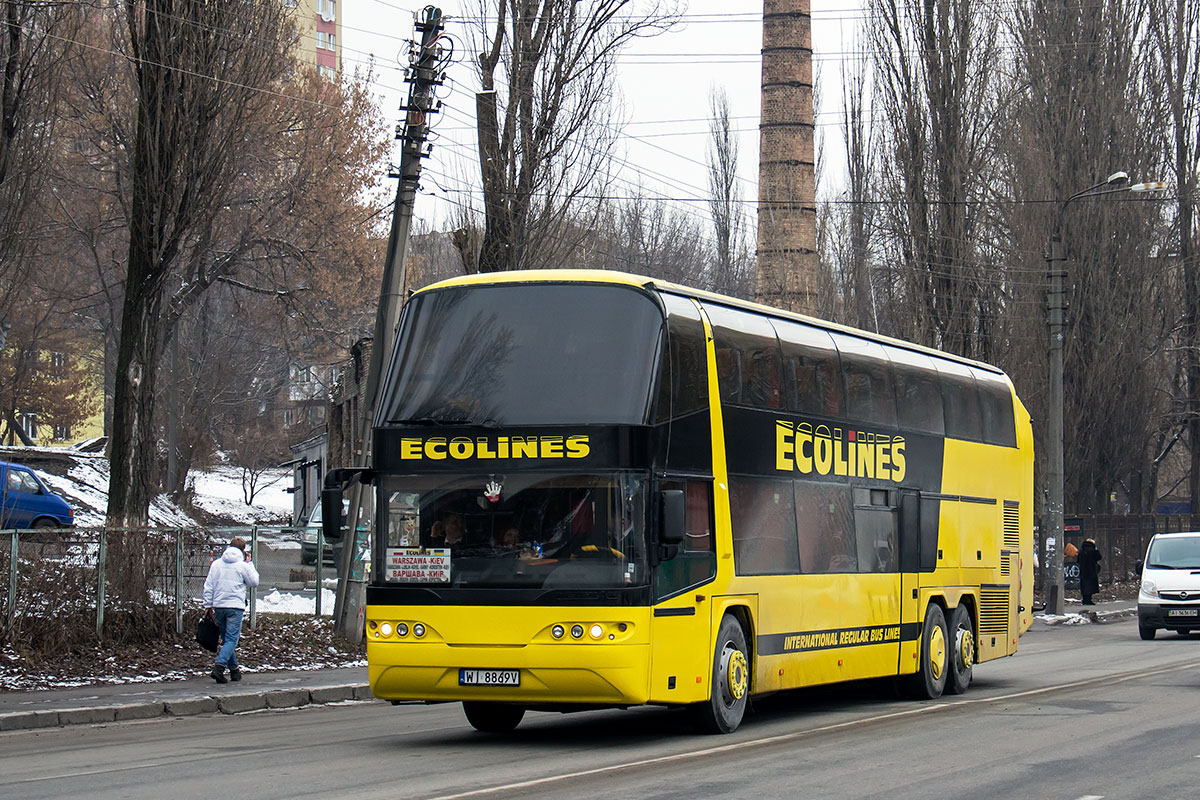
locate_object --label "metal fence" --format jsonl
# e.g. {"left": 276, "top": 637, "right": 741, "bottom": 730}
{"left": 1, "top": 525, "right": 334, "bottom": 642}
{"left": 1035, "top": 514, "right": 1200, "bottom": 592}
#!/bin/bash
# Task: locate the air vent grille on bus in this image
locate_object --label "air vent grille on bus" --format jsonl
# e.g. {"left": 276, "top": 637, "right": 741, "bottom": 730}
{"left": 1000, "top": 553, "right": 1011, "bottom": 576}
{"left": 1002, "top": 502, "right": 1020, "bottom": 551}
{"left": 979, "top": 588, "right": 1009, "bottom": 635}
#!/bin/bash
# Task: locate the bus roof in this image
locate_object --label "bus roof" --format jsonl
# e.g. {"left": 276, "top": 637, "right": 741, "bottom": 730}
{"left": 414, "top": 269, "right": 1008, "bottom": 379}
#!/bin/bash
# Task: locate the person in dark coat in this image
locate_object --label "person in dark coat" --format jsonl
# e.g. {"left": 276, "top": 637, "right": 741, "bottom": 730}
{"left": 1078, "top": 538, "right": 1102, "bottom": 605}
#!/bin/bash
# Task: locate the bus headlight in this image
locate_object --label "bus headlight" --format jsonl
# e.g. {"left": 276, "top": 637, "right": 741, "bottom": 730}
{"left": 552, "top": 625, "right": 565, "bottom": 639}
{"left": 380, "top": 623, "right": 393, "bottom": 637}
{"left": 1142, "top": 579, "right": 1158, "bottom": 598}
{"left": 571, "top": 624, "right": 584, "bottom": 639}
{"left": 413, "top": 624, "right": 426, "bottom": 638}
{"left": 397, "top": 623, "right": 409, "bottom": 637}
{"left": 589, "top": 624, "right": 604, "bottom": 640}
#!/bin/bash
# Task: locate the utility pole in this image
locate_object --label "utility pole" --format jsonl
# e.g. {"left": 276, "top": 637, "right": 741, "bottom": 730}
{"left": 1044, "top": 173, "right": 1166, "bottom": 616}
{"left": 1045, "top": 233, "right": 1066, "bottom": 616}
{"left": 333, "top": 6, "right": 445, "bottom": 638}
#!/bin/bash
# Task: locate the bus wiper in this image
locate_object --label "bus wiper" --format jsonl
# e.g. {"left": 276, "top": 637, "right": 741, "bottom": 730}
{"left": 1147, "top": 562, "right": 1179, "bottom": 569}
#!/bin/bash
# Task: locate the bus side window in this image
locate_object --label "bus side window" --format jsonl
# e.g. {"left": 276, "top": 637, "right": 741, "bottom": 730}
{"left": 773, "top": 320, "right": 842, "bottom": 418}
{"left": 654, "top": 480, "right": 716, "bottom": 600}
{"left": 795, "top": 480, "right": 856, "bottom": 573}
{"left": 706, "top": 304, "right": 781, "bottom": 409}
{"left": 938, "top": 362, "right": 983, "bottom": 441}
{"left": 853, "top": 488, "right": 897, "bottom": 573}
{"left": 655, "top": 294, "right": 709, "bottom": 422}
{"left": 972, "top": 368, "right": 1017, "bottom": 447}
{"left": 730, "top": 477, "right": 799, "bottom": 575}
{"left": 886, "top": 346, "right": 945, "bottom": 435}
{"left": 832, "top": 333, "right": 897, "bottom": 428}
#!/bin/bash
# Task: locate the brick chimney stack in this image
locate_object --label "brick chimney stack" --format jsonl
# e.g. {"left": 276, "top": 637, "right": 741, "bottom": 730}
{"left": 756, "top": 0, "right": 817, "bottom": 314}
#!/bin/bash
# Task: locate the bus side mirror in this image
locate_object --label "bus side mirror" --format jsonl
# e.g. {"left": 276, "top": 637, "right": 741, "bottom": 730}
{"left": 1136, "top": 559, "right": 1144, "bottom": 577}
{"left": 660, "top": 489, "right": 685, "bottom": 545}
{"left": 322, "top": 488, "right": 345, "bottom": 543}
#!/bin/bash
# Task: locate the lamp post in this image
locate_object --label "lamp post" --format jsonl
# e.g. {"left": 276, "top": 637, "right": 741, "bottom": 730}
{"left": 1045, "top": 173, "right": 1168, "bottom": 615}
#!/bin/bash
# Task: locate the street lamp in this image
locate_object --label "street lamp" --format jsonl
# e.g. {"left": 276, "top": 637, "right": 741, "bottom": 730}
{"left": 1045, "top": 172, "right": 1168, "bottom": 615}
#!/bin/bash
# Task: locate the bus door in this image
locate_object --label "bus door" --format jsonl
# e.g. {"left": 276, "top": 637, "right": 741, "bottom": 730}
{"left": 898, "top": 489, "right": 924, "bottom": 671}
{"left": 850, "top": 487, "right": 901, "bottom": 677}
{"left": 650, "top": 479, "right": 717, "bottom": 704}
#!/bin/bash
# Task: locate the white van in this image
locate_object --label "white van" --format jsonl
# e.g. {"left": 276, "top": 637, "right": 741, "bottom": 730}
{"left": 1137, "top": 531, "right": 1200, "bottom": 640}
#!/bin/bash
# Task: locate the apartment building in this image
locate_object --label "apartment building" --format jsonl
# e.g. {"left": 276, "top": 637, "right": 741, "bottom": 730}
{"left": 290, "top": 0, "right": 342, "bottom": 79}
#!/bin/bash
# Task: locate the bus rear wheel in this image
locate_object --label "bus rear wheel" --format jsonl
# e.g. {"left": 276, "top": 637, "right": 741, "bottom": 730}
{"left": 462, "top": 702, "right": 525, "bottom": 733}
{"left": 692, "top": 614, "right": 750, "bottom": 734}
{"left": 907, "top": 604, "right": 948, "bottom": 700}
{"left": 945, "top": 604, "right": 974, "bottom": 695}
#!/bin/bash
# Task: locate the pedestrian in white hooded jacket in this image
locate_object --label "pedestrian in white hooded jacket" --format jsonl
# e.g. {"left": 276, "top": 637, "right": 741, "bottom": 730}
{"left": 203, "top": 536, "right": 259, "bottom": 683}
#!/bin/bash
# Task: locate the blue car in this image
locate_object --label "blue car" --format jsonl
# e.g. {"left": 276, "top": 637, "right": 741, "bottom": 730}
{"left": 0, "top": 461, "right": 74, "bottom": 529}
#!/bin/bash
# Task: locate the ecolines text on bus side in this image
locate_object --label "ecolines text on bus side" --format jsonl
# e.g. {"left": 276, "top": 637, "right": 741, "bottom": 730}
{"left": 399, "top": 434, "right": 591, "bottom": 462}
{"left": 775, "top": 420, "right": 906, "bottom": 481}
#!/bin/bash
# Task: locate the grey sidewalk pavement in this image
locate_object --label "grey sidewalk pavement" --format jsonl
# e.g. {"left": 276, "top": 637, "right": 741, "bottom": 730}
{"left": 0, "top": 665, "right": 374, "bottom": 733}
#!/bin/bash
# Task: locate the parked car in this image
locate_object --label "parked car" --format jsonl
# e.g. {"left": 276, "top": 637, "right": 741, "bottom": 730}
{"left": 1137, "top": 530, "right": 1200, "bottom": 640}
{"left": 0, "top": 461, "right": 74, "bottom": 530}
{"left": 300, "top": 503, "right": 337, "bottom": 566}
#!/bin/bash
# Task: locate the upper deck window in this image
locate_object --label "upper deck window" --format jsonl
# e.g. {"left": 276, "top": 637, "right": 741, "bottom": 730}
{"left": 831, "top": 333, "right": 897, "bottom": 428}
{"left": 655, "top": 294, "right": 708, "bottom": 422}
{"left": 886, "top": 346, "right": 945, "bottom": 435}
{"left": 382, "top": 283, "right": 663, "bottom": 426}
{"left": 773, "top": 320, "right": 842, "bottom": 418}
{"left": 707, "top": 304, "right": 782, "bottom": 409}
{"left": 938, "top": 360, "right": 984, "bottom": 441}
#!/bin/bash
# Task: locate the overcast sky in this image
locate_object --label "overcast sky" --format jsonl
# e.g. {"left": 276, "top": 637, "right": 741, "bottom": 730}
{"left": 341, "top": 1, "right": 860, "bottom": 239}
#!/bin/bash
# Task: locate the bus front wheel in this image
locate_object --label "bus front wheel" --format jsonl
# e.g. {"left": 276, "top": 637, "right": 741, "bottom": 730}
{"left": 907, "top": 604, "right": 949, "bottom": 700}
{"left": 945, "top": 604, "right": 974, "bottom": 695}
{"left": 692, "top": 614, "right": 750, "bottom": 734}
{"left": 462, "top": 701, "right": 525, "bottom": 733}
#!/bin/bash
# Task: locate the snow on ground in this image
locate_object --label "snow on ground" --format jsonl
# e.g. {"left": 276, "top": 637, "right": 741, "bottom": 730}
{"left": 20, "top": 448, "right": 292, "bottom": 528}
{"left": 259, "top": 588, "right": 337, "bottom": 616}
{"left": 38, "top": 454, "right": 195, "bottom": 528}
{"left": 1035, "top": 612, "right": 1092, "bottom": 625}
{"left": 188, "top": 466, "right": 292, "bottom": 525}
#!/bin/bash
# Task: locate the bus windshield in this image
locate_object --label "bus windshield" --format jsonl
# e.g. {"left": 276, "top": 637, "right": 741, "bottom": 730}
{"left": 381, "top": 283, "right": 663, "bottom": 426}
{"left": 379, "top": 472, "right": 648, "bottom": 590}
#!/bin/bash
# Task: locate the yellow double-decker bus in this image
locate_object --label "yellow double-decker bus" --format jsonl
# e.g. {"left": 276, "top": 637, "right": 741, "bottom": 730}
{"left": 323, "top": 270, "right": 1033, "bottom": 734}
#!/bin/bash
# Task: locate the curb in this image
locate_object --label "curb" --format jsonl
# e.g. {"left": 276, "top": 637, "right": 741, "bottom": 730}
{"left": 0, "top": 682, "right": 374, "bottom": 733}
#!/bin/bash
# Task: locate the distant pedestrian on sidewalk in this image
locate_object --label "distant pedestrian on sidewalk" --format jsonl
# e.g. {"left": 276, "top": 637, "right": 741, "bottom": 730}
{"left": 203, "top": 536, "right": 259, "bottom": 683}
{"left": 1078, "top": 538, "right": 1102, "bottom": 606}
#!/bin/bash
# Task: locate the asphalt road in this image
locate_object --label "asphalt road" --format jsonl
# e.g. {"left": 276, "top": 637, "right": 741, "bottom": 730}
{"left": 3, "top": 616, "right": 1198, "bottom": 800}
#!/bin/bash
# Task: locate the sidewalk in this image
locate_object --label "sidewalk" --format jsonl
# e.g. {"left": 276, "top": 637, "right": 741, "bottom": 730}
{"left": 0, "top": 665, "right": 372, "bottom": 732}
{"left": 1031, "top": 598, "right": 1138, "bottom": 625}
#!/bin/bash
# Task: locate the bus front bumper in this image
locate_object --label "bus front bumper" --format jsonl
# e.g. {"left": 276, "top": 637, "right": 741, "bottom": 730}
{"left": 368, "top": 639, "right": 651, "bottom": 706}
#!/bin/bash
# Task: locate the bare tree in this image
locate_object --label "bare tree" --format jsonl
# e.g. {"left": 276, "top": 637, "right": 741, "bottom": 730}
{"left": 1145, "top": 0, "right": 1200, "bottom": 506}
{"left": 603, "top": 187, "right": 708, "bottom": 286}
{"left": 823, "top": 34, "right": 878, "bottom": 331}
{"left": 106, "top": 0, "right": 296, "bottom": 525}
{"left": 1002, "top": 0, "right": 1171, "bottom": 512}
{"left": 470, "top": 0, "right": 678, "bottom": 273}
{"left": 868, "top": 0, "right": 1005, "bottom": 358}
{"left": 706, "top": 87, "right": 752, "bottom": 297}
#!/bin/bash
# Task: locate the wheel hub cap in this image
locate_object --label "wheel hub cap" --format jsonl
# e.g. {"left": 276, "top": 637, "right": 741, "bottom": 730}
{"left": 956, "top": 628, "right": 974, "bottom": 669}
{"left": 929, "top": 625, "right": 946, "bottom": 680}
{"left": 721, "top": 646, "right": 748, "bottom": 702}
